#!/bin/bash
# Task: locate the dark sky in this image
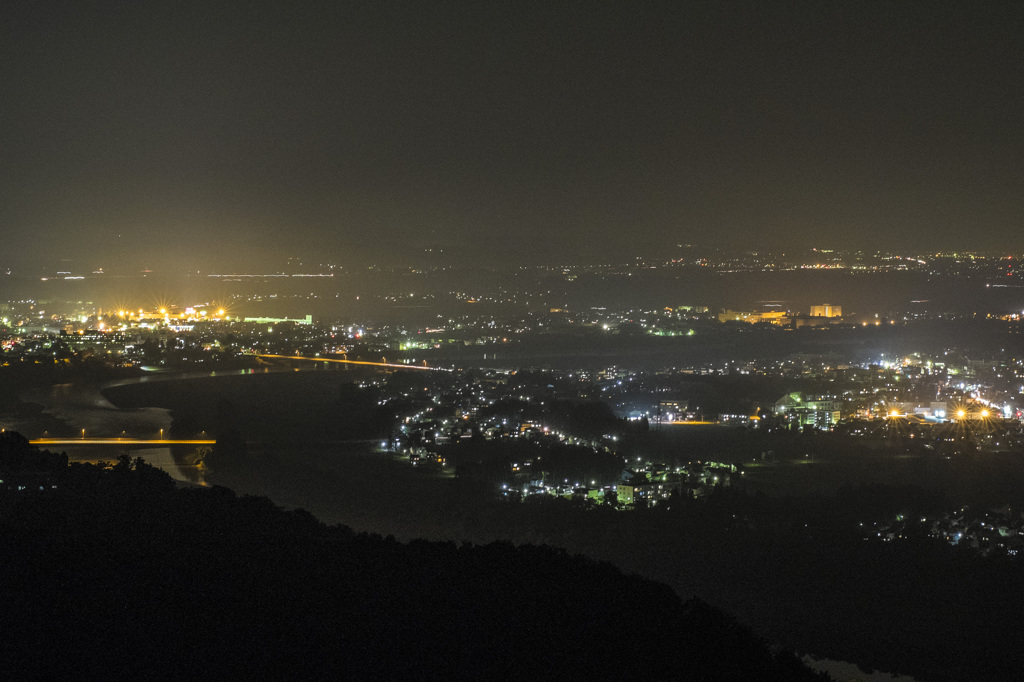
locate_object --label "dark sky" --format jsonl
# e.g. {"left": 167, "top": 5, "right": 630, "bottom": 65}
{"left": 2, "top": 1, "right": 1022, "bottom": 271}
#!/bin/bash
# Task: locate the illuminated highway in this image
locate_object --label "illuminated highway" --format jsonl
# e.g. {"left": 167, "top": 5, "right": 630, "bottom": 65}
{"left": 256, "top": 353, "right": 442, "bottom": 370}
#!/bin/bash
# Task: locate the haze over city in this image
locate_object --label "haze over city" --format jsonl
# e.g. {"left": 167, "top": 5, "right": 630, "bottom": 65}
{"left": 3, "top": 1, "right": 1023, "bottom": 273}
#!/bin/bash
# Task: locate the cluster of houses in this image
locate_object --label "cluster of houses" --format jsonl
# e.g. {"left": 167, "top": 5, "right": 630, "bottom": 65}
{"left": 871, "top": 506, "right": 1024, "bottom": 557}
{"left": 500, "top": 460, "right": 741, "bottom": 508}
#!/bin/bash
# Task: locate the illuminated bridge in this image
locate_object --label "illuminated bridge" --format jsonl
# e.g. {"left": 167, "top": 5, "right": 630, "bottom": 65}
{"left": 255, "top": 353, "right": 444, "bottom": 370}
{"left": 30, "top": 439, "right": 216, "bottom": 446}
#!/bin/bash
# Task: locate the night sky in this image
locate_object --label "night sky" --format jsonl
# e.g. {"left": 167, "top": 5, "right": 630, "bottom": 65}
{"left": 2, "top": 1, "right": 1022, "bottom": 271}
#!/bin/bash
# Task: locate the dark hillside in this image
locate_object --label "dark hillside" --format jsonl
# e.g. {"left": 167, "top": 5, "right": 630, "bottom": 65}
{"left": 0, "top": 434, "right": 827, "bottom": 680}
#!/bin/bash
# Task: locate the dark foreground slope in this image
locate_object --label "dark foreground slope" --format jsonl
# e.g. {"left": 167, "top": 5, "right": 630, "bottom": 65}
{"left": 0, "top": 437, "right": 826, "bottom": 681}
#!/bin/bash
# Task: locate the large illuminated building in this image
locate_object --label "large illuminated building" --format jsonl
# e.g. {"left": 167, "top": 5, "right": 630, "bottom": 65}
{"left": 112, "top": 306, "right": 231, "bottom": 331}
{"left": 717, "top": 310, "right": 790, "bottom": 325}
{"left": 774, "top": 392, "right": 842, "bottom": 428}
{"left": 809, "top": 304, "right": 842, "bottom": 318}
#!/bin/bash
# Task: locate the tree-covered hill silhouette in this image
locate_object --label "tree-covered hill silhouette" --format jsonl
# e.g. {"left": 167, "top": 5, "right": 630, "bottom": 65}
{"left": 0, "top": 433, "right": 827, "bottom": 680}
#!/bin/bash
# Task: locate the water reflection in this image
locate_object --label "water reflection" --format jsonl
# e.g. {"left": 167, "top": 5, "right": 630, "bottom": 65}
{"left": 14, "top": 382, "right": 172, "bottom": 439}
